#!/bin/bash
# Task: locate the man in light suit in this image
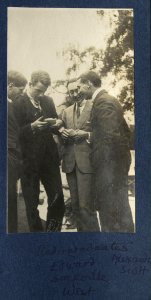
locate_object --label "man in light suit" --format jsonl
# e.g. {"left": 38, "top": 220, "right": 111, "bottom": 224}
{"left": 78, "top": 71, "right": 134, "bottom": 233}
{"left": 60, "top": 80, "right": 100, "bottom": 231}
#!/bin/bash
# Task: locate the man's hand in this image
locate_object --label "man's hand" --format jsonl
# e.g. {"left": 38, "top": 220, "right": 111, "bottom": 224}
{"left": 44, "top": 118, "right": 56, "bottom": 125}
{"left": 50, "top": 119, "right": 64, "bottom": 129}
{"left": 31, "top": 116, "right": 48, "bottom": 131}
{"left": 61, "top": 129, "right": 77, "bottom": 141}
{"left": 74, "top": 130, "right": 88, "bottom": 143}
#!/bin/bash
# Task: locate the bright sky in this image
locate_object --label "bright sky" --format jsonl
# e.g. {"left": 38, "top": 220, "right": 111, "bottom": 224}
{"left": 8, "top": 8, "right": 114, "bottom": 81}
{"left": 8, "top": 7, "right": 133, "bottom": 112}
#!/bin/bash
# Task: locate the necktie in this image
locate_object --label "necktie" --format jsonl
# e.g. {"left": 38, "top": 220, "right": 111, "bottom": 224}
{"left": 76, "top": 103, "right": 80, "bottom": 118}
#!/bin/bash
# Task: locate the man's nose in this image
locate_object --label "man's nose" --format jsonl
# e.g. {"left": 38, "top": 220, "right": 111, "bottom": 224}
{"left": 78, "top": 86, "right": 82, "bottom": 93}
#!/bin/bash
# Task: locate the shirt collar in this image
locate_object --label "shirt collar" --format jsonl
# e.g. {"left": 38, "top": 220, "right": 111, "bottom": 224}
{"left": 26, "top": 89, "right": 33, "bottom": 101}
{"left": 92, "top": 87, "right": 102, "bottom": 101}
{"left": 26, "top": 89, "right": 41, "bottom": 109}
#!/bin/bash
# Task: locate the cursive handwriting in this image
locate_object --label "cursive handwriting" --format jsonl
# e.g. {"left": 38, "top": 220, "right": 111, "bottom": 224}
{"left": 38, "top": 241, "right": 133, "bottom": 257}
{"left": 112, "top": 254, "right": 151, "bottom": 265}
{"left": 50, "top": 269, "right": 109, "bottom": 284}
{"left": 49, "top": 256, "right": 95, "bottom": 272}
{"left": 112, "top": 254, "right": 150, "bottom": 276}
{"left": 62, "top": 284, "right": 96, "bottom": 297}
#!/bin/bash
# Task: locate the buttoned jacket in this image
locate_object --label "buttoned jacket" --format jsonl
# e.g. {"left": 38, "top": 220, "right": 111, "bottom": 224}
{"left": 61, "top": 99, "right": 94, "bottom": 174}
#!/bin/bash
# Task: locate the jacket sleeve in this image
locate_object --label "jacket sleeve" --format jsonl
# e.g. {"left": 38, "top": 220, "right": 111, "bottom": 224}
{"left": 13, "top": 97, "right": 34, "bottom": 141}
{"left": 93, "top": 98, "right": 123, "bottom": 145}
{"left": 91, "top": 94, "right": 131, "bottom": 173}
{"left": 61, "top": 109, "right": 67, "bottom": 128}
{"left": 46, "top": 97, "right": 58, "bottom": 119}
{"left": 91, "top": 97, "right": 131, "bottom": 166}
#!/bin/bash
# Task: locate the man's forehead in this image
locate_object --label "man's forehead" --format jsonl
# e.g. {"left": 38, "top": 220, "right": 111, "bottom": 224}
{"left": 68, "top": 81, "right": 78, "bottom": 91}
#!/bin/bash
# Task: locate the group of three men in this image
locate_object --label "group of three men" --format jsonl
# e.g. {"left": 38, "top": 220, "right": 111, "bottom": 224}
{"left": 8, "top": 69, "right": 134, "bottom": 233}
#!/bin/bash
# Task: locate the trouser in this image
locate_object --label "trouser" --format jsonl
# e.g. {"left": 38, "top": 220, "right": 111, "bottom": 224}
{"left": 21, "top": 161, "right": 65, "bottom": 232}
{"left": 8, "top": 163, "right": 18, "bottom": 233}
{"left": 95, "top": 166, "right": 134, "bottom": 233}
{"left": 66, "top": 165, "right": 100, "bottom": 232}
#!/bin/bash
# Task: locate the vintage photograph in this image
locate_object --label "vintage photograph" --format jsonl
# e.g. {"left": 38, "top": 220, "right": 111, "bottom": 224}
{"left": 7, "top": 8, "right": 135, "bottom": 233}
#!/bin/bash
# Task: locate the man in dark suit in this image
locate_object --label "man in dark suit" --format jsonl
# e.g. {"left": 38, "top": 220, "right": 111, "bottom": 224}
{"left": 13, "top": 70, "right": 64, "bottom": 232}
{"left": 8, "top": 70, "right": 27, "bottom": 233}
{"left": 60, "top": 80, "right": 100, "bottom": 231}
{"left": 78, "top": 71, "right": 134, "bottom": 233}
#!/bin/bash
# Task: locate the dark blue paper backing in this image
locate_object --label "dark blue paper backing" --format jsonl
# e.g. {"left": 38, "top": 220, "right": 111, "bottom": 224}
{"left": 0, "top": 0, "right": 150, "bottom": 299}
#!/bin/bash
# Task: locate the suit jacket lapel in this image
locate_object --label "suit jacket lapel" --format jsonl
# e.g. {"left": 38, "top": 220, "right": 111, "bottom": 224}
{"left": 77, "top": 99, "right": 93, "bottom": 129}
{"left": 67, "top": 104, "right": 76, "bottom": 129}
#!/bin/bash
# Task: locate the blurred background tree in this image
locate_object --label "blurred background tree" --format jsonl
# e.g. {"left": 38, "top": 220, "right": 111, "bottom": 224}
{"left": 98, "top": 10, "right": 134, "bottom": 112}
{"left": 56, "top": 10, "right": 134, "bottom": 113}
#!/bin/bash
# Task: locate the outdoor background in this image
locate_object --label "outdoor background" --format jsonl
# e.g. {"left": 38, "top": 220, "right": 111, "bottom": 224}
{"left": 8, "top": 8, "right": 134, "bottom": 120}
{"left": 8, "top": 8, "right": 135, "bottom": 232}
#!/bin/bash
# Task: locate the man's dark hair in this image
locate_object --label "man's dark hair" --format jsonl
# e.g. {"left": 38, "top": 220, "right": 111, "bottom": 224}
{"left": 30, "top": 70, "right": 51, "bottom": 87}
{"left": 79, "top": 71, "right": 101, "bottom": 88}
{"left": 8, "top": 70, "right": 27, "bottom": 87}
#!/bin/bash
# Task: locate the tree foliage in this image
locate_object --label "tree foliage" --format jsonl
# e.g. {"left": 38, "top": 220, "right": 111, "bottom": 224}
{"left": 99, "top": 10, "right": 134, "bottom": 111}
{"left": 62, "top": 46, "right": 104, "bottom": 77}
{"left": 57, "top": 10, "right": 134, "bottom": 112}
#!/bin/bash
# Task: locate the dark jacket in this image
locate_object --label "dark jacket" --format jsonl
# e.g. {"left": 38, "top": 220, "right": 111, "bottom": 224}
{"left": 13, "top": 93, "right": 60, "bottom": 172}
{"left": 8, "top": 101, "right": 21, "bottom": 171}
{"left": 90, "top": 90, "right": 131, "bottom": 175}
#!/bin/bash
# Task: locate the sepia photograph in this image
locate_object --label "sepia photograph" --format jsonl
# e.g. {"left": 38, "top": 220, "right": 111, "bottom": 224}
{"left": 7, "top": 7, "right": 135, "bottom": 233}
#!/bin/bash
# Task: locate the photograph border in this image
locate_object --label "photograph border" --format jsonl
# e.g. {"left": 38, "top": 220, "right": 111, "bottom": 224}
{"left": 0, "top": 0, "right": 150, "bottom": 299}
